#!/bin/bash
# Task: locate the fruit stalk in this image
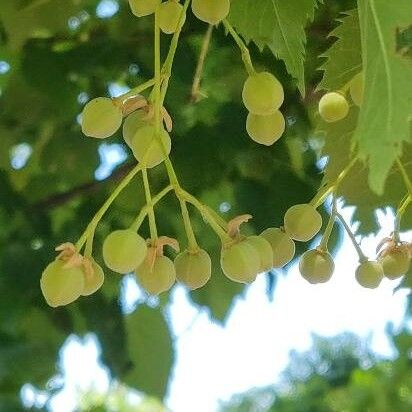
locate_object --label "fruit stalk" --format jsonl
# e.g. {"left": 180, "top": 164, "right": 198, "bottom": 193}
{"left": 191, "top": 24, "right": 214, "bottom": 102}
{"left": 222, "top": 19, "right": 255, "bottom": 75}
{"left": 142, "top": 168, "right": 158, "bottom": 239}
{"left": 319, "top": 196, "right": 337, "bottom": 251}
{"left": 75, "top": 164, "right": 143, "bottom": 251}
{"left": 130, "top": 185, "right": 174, "bottom": 231}
{"left": 336, "top": 211, "right": 367, "bottom": 262}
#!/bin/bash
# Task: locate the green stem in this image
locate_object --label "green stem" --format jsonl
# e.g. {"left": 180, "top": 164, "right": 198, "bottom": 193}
{"left": 159, "top": 0, "right": 191, "bottom": 104}
{"left": 311, "top": 157, "right": 358, "bottom": 208}
{"left": 76, "top": 164, "right": 143, "bottom": 251}
{"left": 336, "top": 211, "right": 367, "bottom": 262}
{"left": 142, "top": 168, "right": 158, "bottom": 240}
{"left": 154, "top": 6, "right": 162, "bottom": 133}
{"left": 179, "top": 199, "right": 199, "bottom": 250}
{"left": 130, "top": 185, "right": 173, "bottom": 231}
{"left": 319, "top": 196, "right": 337, "bottom": 251}
{"left": 206, "top": 205, "right": 228, "bottom": 229}
{"left": 222, "top": 19, "right": 255, "bottom": 75}
{"left": 396, "top": 158, "right": 412, "bottom": 196}
{"left": 180, "top": 189, "right": 231, "bottom": 242}
{"left": 113, "top": 78, "right": 156, "bottom": 104}
{"left": 191, "top": 24, "right": 213, "bottom": 102}
{"left": 394, "top": 194, "right": 411, "bottom": 242}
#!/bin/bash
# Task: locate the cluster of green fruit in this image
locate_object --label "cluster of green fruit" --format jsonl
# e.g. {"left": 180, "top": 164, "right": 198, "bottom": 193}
{"left": 39, "top": 1, "right": 411, "bottom": 309}
{"left": 319, "top": 72, "right": 363, "bottom": 123}
{"left": 129, "top": 0, "right": 230, "bottom": 29}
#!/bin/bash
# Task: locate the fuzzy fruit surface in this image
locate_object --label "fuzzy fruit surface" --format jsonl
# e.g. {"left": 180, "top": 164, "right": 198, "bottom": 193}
{"left": 174, "top": 249, "right": 212, "bottom": 290}
{"left": 123, "top": 111, "right": 150, "bottom": 147}
{"left": 355, "top": 260, "right": 383, "bottom": 289}
{"left": 261, "top": 228, "right": 295, "bottom": 268}
{"left": 246, "top": 111, "right": 285, "bottom": 146}
{"left": 136, "top": 254, "right": 176, "bottom": 295}
{"left": 129, "top": 0, "right": 160, "bottom": 17}
{"left": 159, "top": 1, "right": 184, "bottom": 34}
{"left": 82, "top": 261, "right": 105, "bottom": 296}
{"left": 299, "top": 249, "right": 335, "bottom": 284}
{"left": 318, "top": 92, "right": 349, "bottom": 123}
{"left": 245, "top": 236, "right": 274, "bottom": 272}
{"left": 221, "top": 239, "right": 260, "bottom": 283}
{"left": 81, "top": 97, "right": 123, "bottom": 139}
{"left": 380, "top": 248, "right": 410, "bottom": 279}
{"left": 130, "top": 125, "right": 171, "bottom": 168}
{"left": 191, "top": 0, "right": 230, "bottom": 25}
{"left": 40, "top": 260, "right": 85, "bottom": 307}
{"left": 103, "top": 229, "right": 147, "bottom": 274}
{"left": 284, "top": 204, "right": 322, "bottom": 242}
{"left": 242, "top": 72, "right": 284, "bottom": 115}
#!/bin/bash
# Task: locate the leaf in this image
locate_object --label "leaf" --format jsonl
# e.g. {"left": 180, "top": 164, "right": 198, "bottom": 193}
{"left": 124, "top": 306, "right": 174, "bottom": 400}
{"left": 318, "top": 10, "right": 362, "bottom": 91}
{"left": 229, "top": 0, "right": 320, "bottom": 95}
{"left": 354, "top": 0, "right": 412, "bottom": 194}
{"left": 319, "top": 109, "right": 412, "bottom": 235}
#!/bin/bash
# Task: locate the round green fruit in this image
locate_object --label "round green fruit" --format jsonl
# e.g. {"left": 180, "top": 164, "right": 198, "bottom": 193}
{"left": 82, "top": 261, "right": 105, "bottom": 296}
{"left": 261, "top": 228, "right": 296, "bottom": 268}
{"left": 174, "top": 248, "right": 212, "bottom": 290}
{"left": 159, "top": 1, "right": 185, "bottom": 34}
{"left": 136, "top": 254, "right": 176, "bottom": 295}
{"left": 130, "top": 125, "right": 171, "bottom": 168}
{"left": 103, "top": 229, "right": 147, "bottom": 274}
{"left": 284, "top": 204, "right": 322, "bottom": 242}
{"left": 242, "top": 72, "right": 284, "bottom": 115}
{"left": 380, "top": 248, "right": 410, "bottom": 280}
{"left": 81, "top": 97, "right": 123, "bottom": 139}
{"left": 299, "top": 249, "right": 335, "bottom": 284}
{"left": 220, "top": 240, "right": 260, "bottom": 283}
{"left": 245, "top": 236, "right": 274, "bottom": 272}
{"left": 355, "top": 260, "right": 383, "bottom": 289}
{"left": 129, "top": 0, "right": 160, "bottom": 17}
{"left": 122, "top": 110, "right": 150, "bottom": 147}
{"left": 318, "top": 92, "right": 349, "bottom": 123}
{"left": 246, "top": 111, "right": 285, "bottom": 146}
{"left": 40, "top": 260, "right": 85, "bottom": 307}
{"left": 191, "top": 0, "right": 230, "bottom": 25}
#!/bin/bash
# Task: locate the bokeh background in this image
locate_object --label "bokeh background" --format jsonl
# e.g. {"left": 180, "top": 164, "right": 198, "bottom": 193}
{"left": 0, "top": 0, "right": 410, "bottom": 411}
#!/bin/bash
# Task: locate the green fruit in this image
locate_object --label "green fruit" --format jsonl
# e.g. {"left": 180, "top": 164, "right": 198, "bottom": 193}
{"left": 123, "top": 111, "right": 150, "bottom": 147}
{"left": 174, "top": 249, "right": 212, "bottom": 290}
{"left": 81, "top": 97, "right": 123, "bottom": 139}
{"left": 136, "top": 254, "right": 176, "bottom": 295}
{"left": 242, "top": 72, "right": 284, "bottom": 115}
{"left": 159, "top": 1, "right": 184, "bottom": 34}
{"left": 355, "top": 260, "right": 384, "bottom": 289}
{"left": 82, "top": 261, "right": 105, "bottom": 296}
{"left": 245, "top": 236, "right": 274, "bottom": 272}
{"left": 103, "top": 230, "right": 147, "bottom": 274}
{"left": 130, "top": 125, "right": 171, "bottom": 168}
{"left": 129, "top": 0, "right": 160, "bottom": 17}
{"left": 261, "top": 228, "right": 295, "bottom": 268}
{"left": 380, "top": 248, "right": 410, "bottom": 280}
{"left": 350, "top": 72, "right": 364, "bottom": 106}
{"left": 299, "top": 249, "right": 335, "bottom": 284}
{"left": 246, "top": 111, "right": 285, "bottom": 146}
{"left": 284, "top": 204, "right": 322, "bottom": 242}
{"left": 191, "top": 0, "right": 230, "bottom": 25}
{"left": 40, "top": 260, "right": 85, "bottom": 307}
{"left": 221, "top": 240, "right": 260, "bottom": 283}
{"left": 318, "top": 92, "right": 349, "bottom": 123}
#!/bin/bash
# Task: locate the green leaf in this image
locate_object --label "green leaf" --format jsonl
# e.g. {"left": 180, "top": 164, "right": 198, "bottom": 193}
{"left": 229, "top": 0, "right": 319, "bottom": 95}
{"left": 319, "top": 109, "right": 412, "bottom": 235}
{"left": 354, "top": 0, "right": 412, "bottom": 194}
{"left": 318, "top": 10, "right": 362, "bottom": 91}
{"left": 125, "top": 306, "right": 174, "bottom": 400}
